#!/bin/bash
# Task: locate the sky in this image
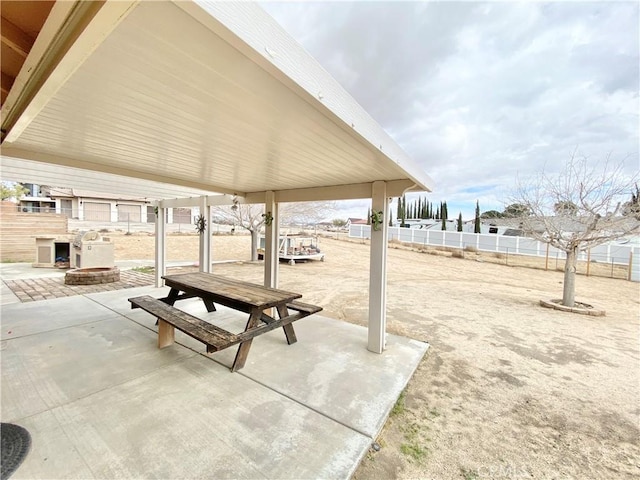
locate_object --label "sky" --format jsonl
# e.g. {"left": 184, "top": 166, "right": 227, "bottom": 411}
{"left": 260, "top": 1, "right": 639, "bottom": 221}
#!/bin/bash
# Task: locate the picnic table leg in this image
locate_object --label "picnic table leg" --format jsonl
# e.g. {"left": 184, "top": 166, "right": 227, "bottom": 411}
{"left": 164, "top": 288, "right": 180, "bottom": 305}
{"left": 276, "top": 304, "right": 297, "bottom": 345}
{"left": 231, "top": 308, "right": 262, "bottom": 372}
{"left": 157, "top": 319, "right": 175, "bottom": 348}
{"left": 156, "top": 288, "right": 181, "bottom": 326}
{"left": 202, "top": 298, "right": 216, "bottom": 312}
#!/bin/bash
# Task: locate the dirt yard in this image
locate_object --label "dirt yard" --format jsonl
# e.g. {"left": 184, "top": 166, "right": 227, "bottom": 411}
{"left": 112, "top": 232, "right": 640, "bottom": 479}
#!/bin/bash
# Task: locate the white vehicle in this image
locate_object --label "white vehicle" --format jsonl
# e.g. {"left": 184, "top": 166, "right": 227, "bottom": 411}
{"left": 258, "top": 234, "right": 325, "bottom": 265}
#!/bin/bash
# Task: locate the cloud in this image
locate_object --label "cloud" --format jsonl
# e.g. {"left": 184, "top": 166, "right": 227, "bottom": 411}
{"left": 261, "top": 1, "right": 639, "bottom": 219}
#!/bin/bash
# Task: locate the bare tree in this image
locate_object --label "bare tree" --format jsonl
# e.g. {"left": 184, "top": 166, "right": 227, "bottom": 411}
{"left": 511, "top": 153, "right": 639, "bottom": 307}
{"left": 212, "top": 201, "right": 335, "bottom": 260}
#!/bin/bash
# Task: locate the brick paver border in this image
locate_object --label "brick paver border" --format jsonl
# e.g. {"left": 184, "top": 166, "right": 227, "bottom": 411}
{"left": 4, "top": 270, "right": 154, "bottom": 302}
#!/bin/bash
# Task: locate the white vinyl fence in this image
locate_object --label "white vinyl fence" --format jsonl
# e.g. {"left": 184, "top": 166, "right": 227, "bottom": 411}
{"left": 349, "top": 225, "right": 636, "bottom": 270}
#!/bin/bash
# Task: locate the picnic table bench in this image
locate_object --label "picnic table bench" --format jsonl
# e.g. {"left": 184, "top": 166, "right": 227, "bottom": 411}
{"left": 129, "top": 273, "right": 322, "bottom": 372}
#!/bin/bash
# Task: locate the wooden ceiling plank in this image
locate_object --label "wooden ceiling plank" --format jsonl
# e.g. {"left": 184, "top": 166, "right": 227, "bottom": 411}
{"left": 1, "top": 16, "right": 34, "bottom": 58}
{"left": 1, "top": 72, "right": 15, "bottom": 95}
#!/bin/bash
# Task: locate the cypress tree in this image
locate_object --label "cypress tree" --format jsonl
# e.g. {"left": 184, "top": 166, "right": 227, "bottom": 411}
{"left": 474, "top": 201, "right": 481, "bottom": 233}
{"left": 389, "top": 207, "right": 393, "bottom": 227}
{"left": 457, "top": 212, "right": 463, "bottom": 232}
{"left": 443, "top": 201, "right": 448, "bottom": 220}
{"left": 401, "top": 195, "right": 407, "bottom": 226}
{"left": 396, "top": 198, "right": 401, "bottom": 221}
{"left": 441, "top": 216, "right": 446, "bottom": 230}
{"left": 367, "top": 207, "right": 371, "bottom": 225}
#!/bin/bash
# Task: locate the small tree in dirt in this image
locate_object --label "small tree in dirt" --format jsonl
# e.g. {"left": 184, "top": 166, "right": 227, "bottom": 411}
{"left": 474, "top": 201, "right": 481, "bottom": 233}
{"left": 457, "top": 212, "right": 463, "bottom": 232}
{"left": 511, "top": 153, "right": 640, "bottom": 307}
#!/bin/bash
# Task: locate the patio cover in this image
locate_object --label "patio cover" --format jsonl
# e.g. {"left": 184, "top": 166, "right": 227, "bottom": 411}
{"left": 0, "top": 1, "right": 434, "bottom": 352}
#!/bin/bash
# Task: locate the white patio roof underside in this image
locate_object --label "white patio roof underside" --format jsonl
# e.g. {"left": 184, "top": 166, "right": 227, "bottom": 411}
{"left": 1, "top": 1, "right": 433, "bottom": 202}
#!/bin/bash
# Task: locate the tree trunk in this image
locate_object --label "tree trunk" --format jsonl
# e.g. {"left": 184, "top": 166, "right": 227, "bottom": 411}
{"left": 562, "top": 247, "right": 578, "bottom": 307}
{"left": 250, "top": 229, "right": 259, "bottom": 261}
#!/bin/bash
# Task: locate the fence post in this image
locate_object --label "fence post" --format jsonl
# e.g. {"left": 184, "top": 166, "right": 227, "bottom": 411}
{"left": 586, "top": 249, "right": 591, "bottom": 276}
{"left": 505, "top": 247, "right": 509, "bottom": 265}
{"left": 629, "top": 252, "right": 633, "bottom": 281}
{"left": 611, "top": 258, "right": 614, "bottom": 278}
{"left": 545, "top": 243, "right": 550, "bottom": 271}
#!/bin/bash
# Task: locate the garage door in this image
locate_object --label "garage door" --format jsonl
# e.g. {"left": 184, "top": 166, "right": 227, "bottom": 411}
{"left": 117, "top": 204, "right": 141, "bottom": 222}
{"left": 84, "top": 202, "right": 110, "bottom": 221}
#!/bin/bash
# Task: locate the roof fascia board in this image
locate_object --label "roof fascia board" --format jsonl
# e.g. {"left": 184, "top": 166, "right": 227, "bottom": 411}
{"left": 175, "top": 1, "right": 434, "bottom": 192}
{"left": 157, "top": 194, "right": 244, "bottom": 209}
{"left": 257, "top": 180, "right": 419, "bottom": 203}
{"left": 155, "top": 179, "right": 420, "bottom": 208}
{"left": 3, "top": 1, "right": 140, "bottom": 144}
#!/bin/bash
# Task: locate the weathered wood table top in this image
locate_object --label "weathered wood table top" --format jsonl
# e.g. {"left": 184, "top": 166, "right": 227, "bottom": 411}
{"left": 162, "top": 272, "right": 301, "bottom": 312}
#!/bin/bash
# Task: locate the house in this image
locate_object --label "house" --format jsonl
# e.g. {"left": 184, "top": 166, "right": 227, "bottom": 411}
{"left": 17, "top": 184, "right": 193, "bottom": 224}
{"left": 346, "top": 218, "right": 368, "bottom": 228}
{"left": 15, "top": 183, "right": 55, "bottom": 213}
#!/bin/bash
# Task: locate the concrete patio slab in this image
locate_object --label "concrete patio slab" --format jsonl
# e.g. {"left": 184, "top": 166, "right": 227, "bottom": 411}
{"left": 90, "top": 286, "right": 428, "bottom": 438}
{"left": 0, "top": 295, "right": 121, "bottom": 340}
{"left": 1, "top": 315, "right": 195, "bottom": 421}
{"left": 1, "top": 286, "right": 429, "bottom": 479}
{"left": 16, "top": 355, "right": 371, "bottom": 479}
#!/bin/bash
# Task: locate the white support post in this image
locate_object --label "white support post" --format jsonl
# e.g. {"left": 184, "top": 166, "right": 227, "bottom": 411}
{"left": 263, "top": 191, "right": 279, "bottom": 288}
{"left": 204, "top": 200, "right": 212, "bottom": 273}
{"left": 368, "top": 181, "right": 388, "bottom": 354}
{"left": 155, "top": 206, "right": 166, "bottom": 287}
{"left": 198, "top": 196, "right": 211, "bottom": 272}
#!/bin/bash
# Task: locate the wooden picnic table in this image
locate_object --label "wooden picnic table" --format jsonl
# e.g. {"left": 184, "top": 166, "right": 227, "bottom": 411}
{"left": 129, "top": 272, "right": 321, "bottom": 372}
